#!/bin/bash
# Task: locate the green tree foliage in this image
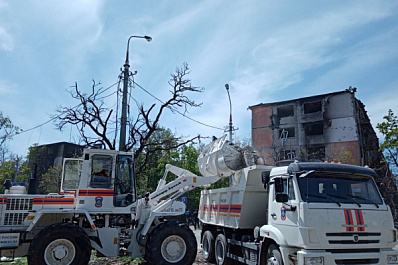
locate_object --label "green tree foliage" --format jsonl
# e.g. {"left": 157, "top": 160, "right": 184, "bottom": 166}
{"left": 0, "top": 112, "right": 20, "bottom": 148}
{"left": 39, "top": 164, "right": 63, "bottom": 194}
{"left": 174, "top": 144, "right": 202, "bottom": 211}
{"left": 135, "top": 128, "right": 191, "bottom": 193}
{"left": 377, "top": 109, "right": 398, "bottom": 170}
{"left": 134, "top": 128, "right": 209, "bottom": 210}
{"left": 26, "top": 144, "right": 49, "bottom": 193}
{"left": 0, "top": 158, "right": 30, "bottom": 193}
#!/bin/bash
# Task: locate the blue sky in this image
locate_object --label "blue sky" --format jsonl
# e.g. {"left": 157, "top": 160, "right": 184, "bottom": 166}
{"left": 0, "top": 0, "right": 397, "bottom": 157}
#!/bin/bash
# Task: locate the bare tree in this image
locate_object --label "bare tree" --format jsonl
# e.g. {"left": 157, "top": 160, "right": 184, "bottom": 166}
{"left": 0, "top": 112, "right": 20, "bottom": 163}
{"left": 53, "top": 63, "right": 203, "bottom": 162}
{"left": 53, "top": 80, "right": 116, "bottom": 149}
{"left": 129, "top": 63, "right": 203, "bottom": 158}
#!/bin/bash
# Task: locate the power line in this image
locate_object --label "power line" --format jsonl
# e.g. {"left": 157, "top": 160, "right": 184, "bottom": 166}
{"left": 9, "top": 81, "right": 120, "bottom": 138}
{"left": 133, "top": 81, "right": 224, "bottom": 131}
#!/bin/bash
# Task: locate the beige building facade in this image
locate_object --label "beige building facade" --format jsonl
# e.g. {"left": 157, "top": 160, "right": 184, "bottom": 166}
{"left": 249, "top": 89, "right": 380, "bottom": 167}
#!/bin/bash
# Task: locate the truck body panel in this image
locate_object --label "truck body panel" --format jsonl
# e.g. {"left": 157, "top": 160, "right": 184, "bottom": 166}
{"left": 199, "top": 166, "right": 271, "bottom": 229}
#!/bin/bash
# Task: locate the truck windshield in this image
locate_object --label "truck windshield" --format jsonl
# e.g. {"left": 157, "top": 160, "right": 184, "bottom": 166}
{"left": 114, "top": 155, "right": 136, "bottom": 207}
{"left": 297, "top": 172, "right": 383, "bottom": 206}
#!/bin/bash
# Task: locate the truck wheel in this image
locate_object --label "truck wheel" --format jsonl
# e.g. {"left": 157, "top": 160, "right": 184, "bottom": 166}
{"left": 145, "top": 222, "right": 197, "bottom": 265}
{"left": 266, "top": 244, "right": 283, "bottom": 265}
{"left": 28, "top": 223, "right": 91, "bottom": 265}
{"left": 215, "top": 233, "right": 232, "bottom": 265}
{"left": 202, "top": 230, "right": 215, "bottom": 262}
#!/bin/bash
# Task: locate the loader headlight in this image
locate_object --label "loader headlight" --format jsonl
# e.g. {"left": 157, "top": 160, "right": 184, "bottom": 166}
{"left": 387, "top": 255, "right": 398, "bottom": 264}
{"left": 304, "top": 257, "right": 324, "bottom": 265}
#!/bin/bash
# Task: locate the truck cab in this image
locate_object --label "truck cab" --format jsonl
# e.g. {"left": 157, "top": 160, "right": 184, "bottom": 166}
{"left": 265, "top": 162, "right": 398, "bottom": 264}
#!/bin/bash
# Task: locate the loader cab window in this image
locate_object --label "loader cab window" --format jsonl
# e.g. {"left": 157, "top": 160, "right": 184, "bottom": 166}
{"left": 62, "top": 159, "right": 82, "bottom": 191}
{"left": 90, "top": 155, "right": 113, "bottom": 188}
{"left": 114, "top": 155, "right": 136, "bottom": 207}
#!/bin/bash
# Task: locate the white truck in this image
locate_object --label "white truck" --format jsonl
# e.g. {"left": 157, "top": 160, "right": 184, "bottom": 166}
{"left": 0, "top": 148, "right": 220, "bottom": 265}
{"left": 198, "top": 135, "right": 398, "bottom": 265}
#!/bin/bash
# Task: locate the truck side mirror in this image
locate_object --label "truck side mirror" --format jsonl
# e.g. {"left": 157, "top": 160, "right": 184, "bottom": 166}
{"left": 261, "top": 171, "right": 270, "bottom": 189}
{"left": 276, "top": 194, "right": 289, "bottom": 203}
{"left": 274, "top": 177, "right": 284, "bottom": 193}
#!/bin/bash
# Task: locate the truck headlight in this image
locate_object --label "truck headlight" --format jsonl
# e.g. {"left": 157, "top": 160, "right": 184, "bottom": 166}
{"left": 387, "top": 255, "right": 398, "bottom": 264}
{"left": 304, "top": 257, "right": 324, "bottom": 265}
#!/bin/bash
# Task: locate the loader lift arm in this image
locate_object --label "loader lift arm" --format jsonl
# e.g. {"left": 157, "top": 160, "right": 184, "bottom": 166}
{"left": 139, "top": 164, "right": 221, "bottom": 238}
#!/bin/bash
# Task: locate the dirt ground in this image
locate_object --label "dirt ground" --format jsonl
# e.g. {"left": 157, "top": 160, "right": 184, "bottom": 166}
{"left": 89, "top": 226, "right": 211, "bottom": 265}
{"left": 88, "top": 250, "right": 209, "bottom": 265}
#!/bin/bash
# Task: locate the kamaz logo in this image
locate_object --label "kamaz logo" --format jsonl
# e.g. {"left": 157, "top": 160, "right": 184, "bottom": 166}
{"left": 353, "top": 234, "right": 359, "bottom": 243}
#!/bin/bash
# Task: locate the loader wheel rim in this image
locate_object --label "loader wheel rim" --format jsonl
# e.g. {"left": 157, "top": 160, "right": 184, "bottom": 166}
{"left": 44, "top": 239, "right": 76, "bottom": 265}
{"left": 267, "top": 257, "right": 279, "bottom": 265}
{"left": 161, "top": 235, "right": 187, "bottom": 263}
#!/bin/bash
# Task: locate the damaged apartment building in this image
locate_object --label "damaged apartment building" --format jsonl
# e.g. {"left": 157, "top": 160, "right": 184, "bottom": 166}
{"left": 249, "top": 88, "right": 380, "bottom": 167}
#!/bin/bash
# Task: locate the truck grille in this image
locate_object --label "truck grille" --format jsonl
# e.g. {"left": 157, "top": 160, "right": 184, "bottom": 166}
{"left": 326, "top": 232, "right": 380, "bottom": 245}
{"left": 4, "top": 213, "right": 29, "bottom": 225}
{"left": 335, "top": 258, "right": 378, "bottom": 264}
{"left": 1, "top": 198, "right": 33, "bottom": 226}
{"left": 6, "top": 198, "right": 33, "bottom": 211}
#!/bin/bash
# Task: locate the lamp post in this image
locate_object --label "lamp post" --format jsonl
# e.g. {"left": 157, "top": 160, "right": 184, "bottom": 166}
{"left": 225, "top": 84, "right": 233, "bottom": 143}
{"left": 119, "top": 35, "right": 152, "bottom": 151}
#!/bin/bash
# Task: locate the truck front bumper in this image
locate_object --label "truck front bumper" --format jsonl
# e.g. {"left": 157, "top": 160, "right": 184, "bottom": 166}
{"left": 294, "top": 249, "right": 398, "bottom": 265}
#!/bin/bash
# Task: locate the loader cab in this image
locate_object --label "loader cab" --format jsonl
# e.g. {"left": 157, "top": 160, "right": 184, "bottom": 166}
{"left": 61, "top": 149, "right": 137, "bottom": 211}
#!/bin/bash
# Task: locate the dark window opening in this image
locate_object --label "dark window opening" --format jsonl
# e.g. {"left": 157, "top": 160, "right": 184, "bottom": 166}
{"left": 304, "top": 122, "right": 323, "bottom": 136}
{"left": 277, "top": 105, "right": 294, "bottom": 118}
{"left": 279, "top": 150, "right": 296, "bottom": 161}
{"left": 303, "top": 101, "right": 322, "bottom": 114}
{"left": 307, "top": 145, "right": 325, "bottom": 161}
{"left": 279, "top": 127, "right": 295, "bottom": 138}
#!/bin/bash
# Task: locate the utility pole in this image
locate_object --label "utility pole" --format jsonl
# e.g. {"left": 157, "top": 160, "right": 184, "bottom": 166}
{"left": 225, "top": 84, "right": 237, "bottom": 143}
{"left": 13, "top": 156, "right": 20, "bottom": 182}
{"left": 119, "top": 35, "right": 152, "bottom": 151}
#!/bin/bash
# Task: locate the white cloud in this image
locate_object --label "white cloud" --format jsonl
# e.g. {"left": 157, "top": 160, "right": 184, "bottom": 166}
{"left": 0, "top": 0, "right": 13, "bottom": 51}
{"left": 0, "top": 26, "right": 13, "bottom": 51}
{"left": 0, "top": 80, "right": 19, "bottom": 96}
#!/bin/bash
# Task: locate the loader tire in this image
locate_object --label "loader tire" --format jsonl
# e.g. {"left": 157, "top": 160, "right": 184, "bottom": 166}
{"left": 145, "top": 221, "right": 197, "bottom": 265}
{"left": 215, "top": 233, "right": 232, "bottom": 265}
{"left": 202, "top": 230, "right": 216, "bottom": 262}
{"left": 266, "top": 244, "right": 283, "bottom": 265}
{"left": 28, "top": 223, "right": 91, "bottom": 265}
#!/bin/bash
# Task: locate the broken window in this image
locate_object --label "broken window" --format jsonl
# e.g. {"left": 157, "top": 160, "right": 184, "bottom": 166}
{"left": 303, "top": 101, "right": 322, "bottom": 114}
{"left": 304, "top": 122, "right": 323, "bottom": 136}
{"left": 307, "top": 145, "right": 325, "bottom": 161}
{"left": 279, "top": 127, "right": 295, "bottom": 138}
{"left": 279, "top": 150, "right": 296, "bottom": 161}
{"left": 277, "top": 105, "right": 294, "bottom": 118}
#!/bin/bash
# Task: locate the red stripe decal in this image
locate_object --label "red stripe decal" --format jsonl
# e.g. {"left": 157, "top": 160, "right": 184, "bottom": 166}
{"left": 78, "top": 190, "right": 114, "bottom": 196}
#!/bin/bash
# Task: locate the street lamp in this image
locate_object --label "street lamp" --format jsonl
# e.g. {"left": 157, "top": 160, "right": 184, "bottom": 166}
{"left": 119, "top": 35, "right": 152, "bottom": 151}
{"left": 225, "top": 84, "right": 233, "bottom": 142}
